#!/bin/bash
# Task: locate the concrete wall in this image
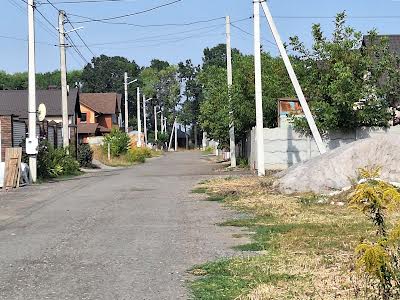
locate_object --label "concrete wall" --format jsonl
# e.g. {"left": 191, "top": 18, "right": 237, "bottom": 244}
{"left": 247, "top": 126, "right": 400, "bottom": 171}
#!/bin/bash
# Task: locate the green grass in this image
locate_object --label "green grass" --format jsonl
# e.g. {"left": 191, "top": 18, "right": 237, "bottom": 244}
{"left": 192, "top": 187, "right": 208, "bottom": 194}
{"left": 190, "top": 257, "right": 297, "bottom": 300}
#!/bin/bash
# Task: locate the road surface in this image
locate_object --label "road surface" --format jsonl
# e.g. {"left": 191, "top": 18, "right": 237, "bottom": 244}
{"left": 0, "top": 152, "right": 243, "bottom": 300}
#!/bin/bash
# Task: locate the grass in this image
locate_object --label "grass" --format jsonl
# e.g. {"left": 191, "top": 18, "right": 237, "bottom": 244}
{"left": 92, "top": 145, "right": 160, "bottom": 167}
{"left": 189, "top": 176, "right": 375, "bottom": 300}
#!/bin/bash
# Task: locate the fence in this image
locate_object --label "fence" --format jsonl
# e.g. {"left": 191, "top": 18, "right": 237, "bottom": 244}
{"left": 246, "top": 126, "right": 400, "bottom": 171}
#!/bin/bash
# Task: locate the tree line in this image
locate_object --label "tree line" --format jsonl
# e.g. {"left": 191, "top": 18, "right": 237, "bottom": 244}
{"left": 1, "top": 13, "right": 399, "bottom": 150}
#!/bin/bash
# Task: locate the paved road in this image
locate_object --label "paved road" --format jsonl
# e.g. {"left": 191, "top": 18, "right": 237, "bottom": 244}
{"left": 0, "top": 152, "right": 243, "bottom": 300}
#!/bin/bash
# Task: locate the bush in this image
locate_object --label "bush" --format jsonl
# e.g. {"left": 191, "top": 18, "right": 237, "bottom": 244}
{"left": 103, "top": 128, "right": 130, "bottom": 157}
{"left": 349, "top": 167, "right": 400, "bottom": 299}
{"left": 37, "top": 140, "right": 80, "bottom": 179}
{"left": 77, "top": 144, "right": 93, "bottom": 168}
{"left": 126, "top": 147, "right": 154, "bottom": 164}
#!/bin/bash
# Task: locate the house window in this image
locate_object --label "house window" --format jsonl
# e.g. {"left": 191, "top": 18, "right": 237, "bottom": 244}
{"left": 81, "top": 113, "right": 87, "bottom": 123}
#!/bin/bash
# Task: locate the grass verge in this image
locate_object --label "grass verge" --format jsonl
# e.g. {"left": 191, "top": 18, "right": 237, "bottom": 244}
{"left": 92, "top": 145, "right": 160, "bottom": 167}
{"left": 189, "top": 176, "right": 374, "bottom": 300}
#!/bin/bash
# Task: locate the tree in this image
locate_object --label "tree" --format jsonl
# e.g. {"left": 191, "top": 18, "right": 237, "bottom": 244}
{"left": 81, "top": 55, "right": 140, "bottom": 94}
{"left": 0, "top": 70, "right": 82, "bottom": 90}
{"left": 199, "top": 50, "right": 293, "bottom": 147}
{"left": 140, "top": 64, "right": 180, "bottom": 133}
{"left": 203, "top": 44, "right": 241, "bottom": 69}
{"left": 178, "top": 59, "right": 203, "bottom": 147}
{"left": 289, "top": 12, "right": 394, "bottom": 134}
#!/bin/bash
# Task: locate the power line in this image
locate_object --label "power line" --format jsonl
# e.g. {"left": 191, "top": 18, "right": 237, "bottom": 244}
{"left": 40, "top": 0, "right": 142, "bottom": 4}
{"left": 231, "top": 23, "right": 276, "bottom": 47}
{"left": 0, "top": 34, "right": 55, "bottom": 46}
{"left": 65, "top": 16, "right": 97, "bottom": 57}
{"left": 69, "top": 0, "right": 182, "bottom": 24}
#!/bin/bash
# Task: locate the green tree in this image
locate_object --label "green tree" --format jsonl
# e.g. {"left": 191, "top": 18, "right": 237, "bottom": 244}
{"left": 81, "top": 55, "right": 140, "bottom": 94}
{"left": 203, "top": 43, "right": 241, "bottom": 69}
{"left": 289, "top": 12, "right": 394, "bottom": 133}
{"left": 178, "top": 59, "right": 203, "bottom": 147}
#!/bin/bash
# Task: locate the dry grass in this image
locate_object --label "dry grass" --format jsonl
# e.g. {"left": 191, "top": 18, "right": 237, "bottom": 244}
{"left": 191, "top": 176, "right": 375, "bottom": 300}
{"left": 92, "top": 145, "right": 134, "bottom": 167}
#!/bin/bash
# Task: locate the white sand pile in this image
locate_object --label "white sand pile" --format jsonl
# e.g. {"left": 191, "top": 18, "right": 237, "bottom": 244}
{"left": 276, "top": 135, "right": 400, "bottom": 194}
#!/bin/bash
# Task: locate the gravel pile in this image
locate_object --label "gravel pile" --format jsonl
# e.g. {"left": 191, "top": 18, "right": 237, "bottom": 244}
{"left": 276, "top": 134, "right": 400, "bottom": 194}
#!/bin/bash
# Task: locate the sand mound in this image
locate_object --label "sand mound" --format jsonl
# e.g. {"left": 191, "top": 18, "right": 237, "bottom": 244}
{"left": 276, "top": 134, "right": 400, "bottom": 194}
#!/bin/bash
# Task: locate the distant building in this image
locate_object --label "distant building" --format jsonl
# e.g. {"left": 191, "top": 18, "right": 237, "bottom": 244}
{"left": 77, "top": 93, "right": 122, "bottom": 143}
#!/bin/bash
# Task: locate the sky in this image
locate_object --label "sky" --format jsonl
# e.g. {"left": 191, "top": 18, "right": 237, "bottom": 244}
{"left": 1, "top": 0, "right": 400, "bottom": 73}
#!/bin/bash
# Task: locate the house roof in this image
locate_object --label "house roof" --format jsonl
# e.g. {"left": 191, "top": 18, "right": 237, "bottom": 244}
{"left": 80, "top": 93, "right": 121, "bottom": 115}
{"left": 362, "top": 35, "right": 400, "bottom": 55}
{"left": 0, "top": 89, "right": 79, "bottom": 118}
{"left": 78, "top": 123, "right": 99, "bottom": 134}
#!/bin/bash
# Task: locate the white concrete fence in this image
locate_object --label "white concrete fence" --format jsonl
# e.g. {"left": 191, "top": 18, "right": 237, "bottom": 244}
{"left": 246, "top": 126, "right": 400, "bottom": 171}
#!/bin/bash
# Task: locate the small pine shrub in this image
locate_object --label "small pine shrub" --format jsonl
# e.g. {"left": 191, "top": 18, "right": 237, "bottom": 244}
{"left": 349, "top": 167, "right": 400, "bottom": 299}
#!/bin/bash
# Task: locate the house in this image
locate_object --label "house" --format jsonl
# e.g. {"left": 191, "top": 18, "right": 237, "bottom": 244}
{"left": 0, "top": 89, "right": 81, "bottom": 159}
{"left": 77, "top": 93, "right": 122, "bottom": 143}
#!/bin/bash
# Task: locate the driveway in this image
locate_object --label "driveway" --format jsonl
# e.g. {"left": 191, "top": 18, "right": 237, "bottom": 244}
{"left": 0, "top": 152, "right": 244, "bottom": 300}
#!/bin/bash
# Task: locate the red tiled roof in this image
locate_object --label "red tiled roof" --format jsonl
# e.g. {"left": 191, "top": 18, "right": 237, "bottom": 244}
{"left": 78, "top": 123, "right": 99, "bottom": 134}
{"left": 80, "top": 93, "right": 121, "bottom": 115}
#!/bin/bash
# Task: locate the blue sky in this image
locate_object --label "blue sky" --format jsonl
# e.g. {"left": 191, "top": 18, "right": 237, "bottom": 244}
{"left": 1, "top": 0, "right": 400, "bottom": 73}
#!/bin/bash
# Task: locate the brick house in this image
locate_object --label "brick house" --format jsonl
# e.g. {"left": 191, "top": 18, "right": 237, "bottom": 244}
{"left": 77, "top": 93, "right": 122, "bottom": 143}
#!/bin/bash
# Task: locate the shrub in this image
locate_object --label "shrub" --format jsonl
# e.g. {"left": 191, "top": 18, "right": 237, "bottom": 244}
{"left": 37, "top": 140, "right": 80, "bottom": 179}
{"left": 349, "top": 167, "right": 400, "bottom": 299}
{"left": 77, "top": 144, "right": 93, "bottom": 168}
{"left": 103, "top": 128, "right": 130, "bottom": 157}
{"left": 126, "top": 147, "right": 154, "bottom": 164}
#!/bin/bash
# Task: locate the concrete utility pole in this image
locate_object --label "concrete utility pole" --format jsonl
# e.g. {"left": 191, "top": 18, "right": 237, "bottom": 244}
{"left": 253, "top": 0, "right": 265, "bottom": 176}
{"left": 27, "top": 0, "right": 37, "bottom": 182}
{"left": 260, "top": 0, "right": 326, "bottom": 154}
{"left": 136, "top": 87, "right": 142, "bottom": 147}
{"left": 143, "top": 95, "right": 151, "bottom": 145}
{"left": 124, "top": 72, "right": 129, "bottom": 133}
{"left": 154, "top": 106, "right": 158, "bottom": 141}
{"left": 226, "top": 16, "right": 237, "bottom": 168}
{"left": 174, "top": 119, "right": 178, "bottom": 151}
{"left": 59, "top": 10, "right": 69, "bottom": 149}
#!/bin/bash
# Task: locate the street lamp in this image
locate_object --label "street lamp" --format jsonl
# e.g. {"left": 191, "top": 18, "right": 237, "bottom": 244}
{"left": 123, "top": 72, "right": 138, "bottom": 133}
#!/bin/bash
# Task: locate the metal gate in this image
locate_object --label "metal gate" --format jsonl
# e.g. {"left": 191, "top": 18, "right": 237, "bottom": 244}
{"left": 12, "top": 120, "right": 26, "bottom": 148}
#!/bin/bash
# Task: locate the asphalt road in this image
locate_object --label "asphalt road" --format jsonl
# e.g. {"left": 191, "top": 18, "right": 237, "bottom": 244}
{"left": 0, "top": 152, "right": 244, "bottom": 300}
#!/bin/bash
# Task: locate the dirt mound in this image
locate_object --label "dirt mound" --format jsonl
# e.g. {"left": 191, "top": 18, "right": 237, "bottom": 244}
{"left": 276, "top": 134, "right": 400, "bottom": 194}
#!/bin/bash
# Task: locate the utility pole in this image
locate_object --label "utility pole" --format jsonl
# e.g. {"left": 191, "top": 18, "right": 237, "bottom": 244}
{"left": 174, "top": 119, "right": 178, "bottom": 151}
{"left": 253, "top": 0, "right": 265, "bottom": 176}
{"left": 124, "top": 72, "right": 129, "bottom": 133}
{"left": 143, "top": 95, "right": 148, "bottom": 145}
{"left": 27, "top": 0, "right": 37, "bottom": 182}
{"left": 226, "top": 15, "right": 237, "bottom": 168}
{"left": 136, "top": 87, "right": 142, "bottom": 147}
{"left": 260, "top": 1, "right": 326, "bottom": 154}
{"left": 59, "top": 10, "right": 69, "bottom": 149}
{"left": 154, "top": 106, "right": 158, "bottom": 141}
